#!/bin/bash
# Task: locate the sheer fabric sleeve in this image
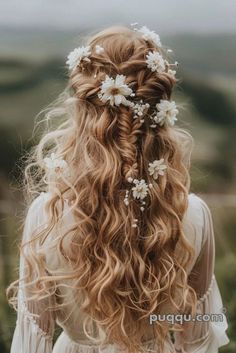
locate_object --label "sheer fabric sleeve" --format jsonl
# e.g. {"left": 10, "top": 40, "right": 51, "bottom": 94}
{"left": 10, "top": 193, "right": 56, "bottom": 353}
{"left": 174, "top": 197, "right": 230, "bottom": 352}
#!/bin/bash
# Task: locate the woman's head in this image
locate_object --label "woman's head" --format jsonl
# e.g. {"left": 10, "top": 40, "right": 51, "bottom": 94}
{"left": 69, "top": 26, "right": 174, "bottom": 108}
{"left": 65, "top": 26, "right": 180, "bottom": 183}
{"left": 9, "top": 25, "right": 196, "bottom": 353}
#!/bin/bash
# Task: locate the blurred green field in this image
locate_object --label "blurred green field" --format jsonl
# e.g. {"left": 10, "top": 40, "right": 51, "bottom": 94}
{"left": 0, "top": 29, "right": 235, "bottom": 352}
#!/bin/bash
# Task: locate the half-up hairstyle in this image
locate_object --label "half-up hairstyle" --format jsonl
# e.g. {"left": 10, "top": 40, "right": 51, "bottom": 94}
{"left": 8, "top": 26, "right": 197, "bottom": 353}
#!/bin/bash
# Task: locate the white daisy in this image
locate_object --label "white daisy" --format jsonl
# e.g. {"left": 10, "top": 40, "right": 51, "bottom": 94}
{"left": 43, "top": 153, "right": 69, "bottom": 178}
{"left": 137, "top": 26, "right": 162, "bottom": 47}
{"left": 148, "top": 159, "right": 167, "bottom": 180}
{"left": 95, "top": 45, "right": 104, "bottom": 54}
{"left": 155, "top": 100, "right": 179, "bottom": 126}
{"left": 146, "top": 51, "right": 166, "bottom": 73}
{"left": 132, "top": 179, "right": 149, "bottom": 200}
{"left": 66, "top": 46, "right": 91, "bottom": 70}
{"left": 98, "top": 74, "right": 133, "bottom": 107}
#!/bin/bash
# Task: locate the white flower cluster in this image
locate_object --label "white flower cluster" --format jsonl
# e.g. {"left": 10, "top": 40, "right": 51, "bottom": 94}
{"left": 124, "top": 158, "right": 167, "bottom": 227}
{"left": 97, "top": 74, "right": 178, "bottom": 128}
{"left": 135, "top": 25, "right": 162, "bottom": 48}
{"left": 148, "top": 158, "right": 167, "bottom": 179}
{"left": 124, "top": 178, "right": 153, "bottom": 212}
{"left": 145, "top": 51, "right": 178, "bottom": 77}
{"left": 66, "top": 44, "right": 105, "bottom": 71}
{"left": 146, "top": 51, "right": 166, "bottom": 73}
{"left": 132, "top": 25, "right": 178, "bottom": 78}
{"left": 43, "top": 153, "right": 70, "bottom": 179}
{"left": 66, "top": 46, "right": 92, "bottom": 71}
{"left": 132, "top": 100, "right": 150, "bottom": 123}
{"left": 150, "top": 100, "right": 179, "bottom": 128}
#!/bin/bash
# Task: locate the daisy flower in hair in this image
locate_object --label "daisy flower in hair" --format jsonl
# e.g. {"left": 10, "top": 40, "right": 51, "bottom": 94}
{"left": 132, "top": 179, "right": 149, "bottom": 200}
{"left": 124, "top": 177, "right": 153, "bottom": 212}
{"left": 66, "top": 46, "right": 91, "bottom": 70}
{"left": 137, "top": 26, "right": 162, "bottom": 47}
{"left": 146, "top": 51, "right": 166, "bottom": 74}
{"left": 155, "top": 100, "right": 179, "bottom": 126}
{"left": 148, "top": 159, "right": 167, "bottom": 180}
{"left": 98, "top": 74, "right": 134, "bottom": 107}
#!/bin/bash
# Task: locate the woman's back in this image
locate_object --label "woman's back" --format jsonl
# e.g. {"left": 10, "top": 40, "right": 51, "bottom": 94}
{"left": 30, "top": 192, "right": 206, "bottom": 342}
{"left": 10, "top": 191, "right": 229, "bottom": 353}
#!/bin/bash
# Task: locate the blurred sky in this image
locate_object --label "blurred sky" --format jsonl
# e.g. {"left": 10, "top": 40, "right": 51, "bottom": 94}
{"left": 1, "top": 0, "right": 236, "bottom": 34}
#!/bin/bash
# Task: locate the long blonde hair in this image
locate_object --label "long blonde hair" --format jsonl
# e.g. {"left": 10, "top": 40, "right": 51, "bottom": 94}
{"left": 8, "top": 26, "right": 197, "bottom": 353}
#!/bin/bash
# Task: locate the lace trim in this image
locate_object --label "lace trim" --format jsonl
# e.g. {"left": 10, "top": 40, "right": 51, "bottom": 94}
{"left": 184, "top": 274, "right": 218, "bottom": 345}
{"left": 17, "top": 302, "right": 53, "bottom": 341}
{"left": 174, "top": 274, "right": 216, "bottom": 346}
{"left": 197, "top": 274, "right": 215, "bottom": 304}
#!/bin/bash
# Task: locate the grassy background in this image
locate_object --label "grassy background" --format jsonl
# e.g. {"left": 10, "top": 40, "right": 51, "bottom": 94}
{"left": 0, "top": 29, "right": 235, "bottom": 352}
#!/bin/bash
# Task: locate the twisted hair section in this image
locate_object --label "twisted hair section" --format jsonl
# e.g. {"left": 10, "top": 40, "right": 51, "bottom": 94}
{"left": 8, "top": 26, "right": 196, "bottom": 353}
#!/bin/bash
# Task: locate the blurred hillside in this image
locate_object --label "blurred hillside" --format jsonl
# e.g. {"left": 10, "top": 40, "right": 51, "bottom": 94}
{"left": 0, "top": 29, "right": 235, "bottom": 352}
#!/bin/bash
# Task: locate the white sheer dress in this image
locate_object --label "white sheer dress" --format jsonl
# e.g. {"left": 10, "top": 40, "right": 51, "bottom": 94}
{"left": 10, "top": 192, "right": 230, "bottom": 353}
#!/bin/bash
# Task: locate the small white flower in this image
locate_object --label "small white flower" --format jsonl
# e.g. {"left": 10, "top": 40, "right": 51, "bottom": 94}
{"left": 146, "top": 51, "right": 166, "bottom": 73}
{"left": 124, "top": 189, "right": 130, "bottom": 206}
{"left": 155, "top": 100, "right": 179, "bottom": 126}
{"left": 148, "top": 158, "right": 167, "bottom": 180}
{"left": 132, "top": 179, "right": 149, "bottom": 200}
{"left": 95, "top": 45, "right": 104, "bottom": 54}
{"left": 124, "top": 198, "right": 129, "bottom": 206}
{"left": 132, "top": 100, "right": 150, "bottom": 120}
{"left": 127, "top": 177, "right": 134, "bottom": 183}
{"left": 167, "top": 69, "right": 176, "bottom": 78}
{"left": 43, "top": 153, "right": 69, "bottom": 178}
{"left": 132, "top": 218, "right": 138, "bottom": 227}
{"left": 98, "top": 74, "right": 133, "bottom": 107}
{"left": 66, "top": 46, "right": 91, "bottom": 70}
{"left": 137, "top": 26, "right": 162, "bottom": 47}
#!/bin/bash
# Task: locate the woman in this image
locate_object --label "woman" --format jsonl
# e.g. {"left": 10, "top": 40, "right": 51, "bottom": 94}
{"left": 8, "top": 25, "right": 229, "bottom": 353}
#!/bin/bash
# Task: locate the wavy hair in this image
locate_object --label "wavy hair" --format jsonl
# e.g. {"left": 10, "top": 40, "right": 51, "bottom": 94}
{"left": 8, "top": 26, "right": 197, "bottom": 353}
